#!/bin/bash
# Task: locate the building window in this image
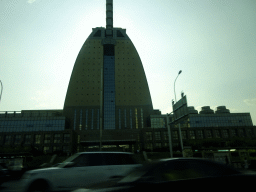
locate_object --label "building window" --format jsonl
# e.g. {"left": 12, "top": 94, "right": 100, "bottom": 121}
{"left": 24, "top": 135, "right": 31, "bottom": 144}
{"left": 238, "top": 129, "right": 245, "bottom": 137}
{"left": 14, "top": 135, "right": 21, "bottom": 145}
{"left": 130, "top": 109, "right": 132, "bottom": 129}
{"left": 145, "top": 143, "right": 153, "bottom": 151}
{"left": 163, "top": 131, "right": 168, "bottom": 140}
{"left": 150, "top": 117, "right": 166, "bottom": 128}
{"left": 79, "top": 110, "right": 82, "bottom": 130}
{"left": 54, "top": 134, "right": 61, "bottom": 143}
{"left": 198, "top": 130, "right": 203, "bottom": 139}
{"left": 64, "top": 134, "right": 70, "bottom": 143}
{"left": 43, "top": 146, "right": 50, "bottom": 153}
{"left": 155, "top": 143, "right": 161, "bottom": 148}
{"left": 141, "top": 108, "right": 144, "bottom": 128}
{"left": 97, "top": 109, "right": 100, "bottom": 130}
{"left": 172, "top": 131, "right": 178, "bottom": 140}
{"left": 190, "top": 131, "right": 195, "bottom": 139}
{"left": 85, "top": 109, "right": 88, "bottom": 130}
{"left": 63, "top": 145, "right": 69, "bottom": 153}
{"left": 35, "top": 135, "right": 41, "bottom": 144}
{"left": 119, "top": 109, "right": 121, "bottom": 129}
{"left": 173, "top": 143, "right": 179, "bottom": 149}
{"left": 4, "top": 135, "right": 11, "bottom": 145}
{"left": 103, "top": 55, "right": 115, "bottom": 130}
{"left": 222, "top": 130, "right": 229, "bottom": 138}
{"left": 78, "top": 135, "right": 80, "bottom": 144}
{"left": 44, "top": 134, "right": 51, "bottom": 144}
{"left": 91, "top": 109, "right": 94, "bottom": 129}
{"left": 135, "top": 108, "right": 138, "bottom": 129}
{"left": 74, "top": 109, "right": 77, "bottom": 130}
{"left": 53, "top": 146, "right": 61, "bottom": 152}
{"left": 247, "top": 129, "right": 254, "bottom": 137}
{"left": 124, "top": 109, "right": 127, "bottom": 128}
{"left": 182, "top": 131, "right": 187, "bottom": 139}
{"left": 155, "top": 132, "right": 161, "bottom": 140}
{"left": 215, "top": 130, "right": 221, "bottom": 138}
{"left": 146, "top": 132, "right": 152, "bottom": 141}
{"left": 206, "top": 130, "right": 212, "bottom": 138}
{"left": 231, "top": 129, "right": 237, "bottom": 137}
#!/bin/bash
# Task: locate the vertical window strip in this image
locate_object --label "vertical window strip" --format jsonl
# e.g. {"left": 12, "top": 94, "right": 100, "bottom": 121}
{"left": 119, "top": 109, "right": 121, "bottom": 129}
{"left": 135, "top": 108, "right": 138, "bottom": 129}
{"left": 78, "top": 135, "right": 80, "bottom": 144}
{"left": 130, "top": 109, "right": 132, "bottom": 129}
{"left": 141, "top": 108, "right": 144, "bottom": 128}
{"left": 79, "top": 110, "right": 82, "bottom": 130}
{"left": 97, "top": 109, "right": 100, "bottom": 129}
{"left": 85, "top": 109, "right": 88, "bottom": 130}
{"left": 91, "top": 109, "right": 94, "bottom": 129}
{"left": 74, "top": 110, "right": 76, "bottom": 130}
{"left": 124, "top": 109, "right": 127, "bottom": 128}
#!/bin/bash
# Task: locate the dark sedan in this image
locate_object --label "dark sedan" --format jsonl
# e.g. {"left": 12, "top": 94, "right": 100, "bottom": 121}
{"left": 73, "top": 158, "right": 256, "bottom": 192}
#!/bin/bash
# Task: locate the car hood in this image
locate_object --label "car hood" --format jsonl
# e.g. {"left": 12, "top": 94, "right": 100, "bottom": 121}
{"left": 26, "top": 167, "right": 61, "bottom": 174}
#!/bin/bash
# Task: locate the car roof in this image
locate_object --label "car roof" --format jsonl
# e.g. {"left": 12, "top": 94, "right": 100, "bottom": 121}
{"left": 158, "top": 157, "right": 206, "bottom": 161}
{"left": 76, "top": 151, "right": 134, "bottom": 155}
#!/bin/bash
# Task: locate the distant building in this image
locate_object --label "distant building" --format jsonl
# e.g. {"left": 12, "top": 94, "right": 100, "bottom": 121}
{"left": 0, "top": 1, "right": 255, "bottom": 155}
{"left": 175, "top": 106, "right": 253, "bottom": 128}
{"left": 0, "top": 110, "right": 75, "bottom": 154}
{"left": 0, "top": 108, "right": 255, "bottom": 154}
{"left": 62, "top": 0, "right": 155, "bottom": 151}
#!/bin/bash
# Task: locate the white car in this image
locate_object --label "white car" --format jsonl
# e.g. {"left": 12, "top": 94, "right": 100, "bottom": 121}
{"left": 21, "top": 152, "right": 142, "bottom": 192}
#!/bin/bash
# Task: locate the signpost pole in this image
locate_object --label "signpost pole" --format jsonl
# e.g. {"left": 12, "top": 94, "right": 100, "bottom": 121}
{"left": 167, "top": 114, "right": 173, "bottom": 158}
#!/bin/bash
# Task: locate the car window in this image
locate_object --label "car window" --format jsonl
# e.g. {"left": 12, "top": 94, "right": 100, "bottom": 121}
{"left": 71, "top": 154, "right": 103, "bottom": 167}
{"left": 157, "top": 160, "right": 205, "bottom": 181}
{"left": 103, "top": 153, "right": 136, "bottom": 165}
{"left": 143, "top": 159, "right": 240, "bottom": 182}
{"left": 187, "top": 160, "right": 239, "bottom": 177}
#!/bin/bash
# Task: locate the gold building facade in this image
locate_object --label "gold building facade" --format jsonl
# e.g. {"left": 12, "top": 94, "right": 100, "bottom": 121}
{"left": 63, "top": 27, "right": 153, "bottom": 132}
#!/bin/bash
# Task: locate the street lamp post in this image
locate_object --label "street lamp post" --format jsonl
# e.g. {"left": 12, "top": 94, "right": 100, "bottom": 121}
{"left": 173, "top": 70, "right": 184, "bottom": 157}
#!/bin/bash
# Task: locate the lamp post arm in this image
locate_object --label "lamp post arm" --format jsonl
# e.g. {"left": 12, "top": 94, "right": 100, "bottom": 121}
{"left": 174, "top": 75, "right": 178, "bottom": 102}
{"left": 0, "top": 80, "right": 3, "bottom": 104}
{"left": 174, "top": 70, "right": 182, "bottom": 103}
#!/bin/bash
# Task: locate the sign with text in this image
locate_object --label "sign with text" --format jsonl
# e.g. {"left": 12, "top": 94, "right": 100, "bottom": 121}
{"left": 172, "top": 95, "right": 188, "bottom": 120}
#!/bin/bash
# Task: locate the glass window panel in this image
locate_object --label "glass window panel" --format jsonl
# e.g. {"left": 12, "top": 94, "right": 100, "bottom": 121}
{"left": 190, "top": 131, "right": 195, "bottom": 139}
{"left": 172, "top": 131, "right": 178, "bottom": 140}
{"left": 182, "top": 131, "right": 187, "bottom": 139}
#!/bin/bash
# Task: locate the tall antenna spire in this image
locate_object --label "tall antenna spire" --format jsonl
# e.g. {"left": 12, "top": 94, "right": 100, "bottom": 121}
{"left": 106, "top": 0, "right": 113, "bottom": 37}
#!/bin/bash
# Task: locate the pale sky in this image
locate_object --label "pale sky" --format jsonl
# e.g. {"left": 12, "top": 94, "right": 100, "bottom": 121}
{"left": 0, "top": 0, "right": 256, "bottom": 125}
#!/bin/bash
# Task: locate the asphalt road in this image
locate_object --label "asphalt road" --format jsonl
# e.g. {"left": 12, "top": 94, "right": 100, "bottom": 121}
{"left": 0, "top": 179, "right": 22, "bottom": 192}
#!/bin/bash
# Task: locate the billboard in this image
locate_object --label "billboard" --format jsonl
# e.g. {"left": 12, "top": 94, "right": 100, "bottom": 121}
{"left": 172, "top": 95, "right": 188, "bottom": 120}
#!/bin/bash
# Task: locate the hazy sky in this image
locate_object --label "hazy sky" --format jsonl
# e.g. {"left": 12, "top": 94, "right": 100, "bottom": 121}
{"left": 1, "top": 0, "right": 256, "bottom": 125}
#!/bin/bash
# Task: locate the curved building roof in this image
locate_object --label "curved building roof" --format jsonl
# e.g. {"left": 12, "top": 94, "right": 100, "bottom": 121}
{"left": 64, "top": 27, "right": 153, "bottom": 130}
